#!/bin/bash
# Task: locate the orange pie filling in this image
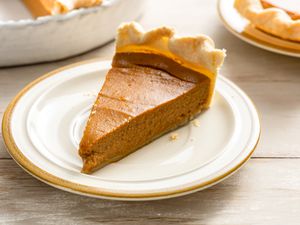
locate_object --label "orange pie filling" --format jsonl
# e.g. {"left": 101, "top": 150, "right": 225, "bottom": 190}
{"left": 22, "top": 0, "right": 102, "bottom": 17}
{"left": 115, "top": 46, "right": 216, "bottom": 107}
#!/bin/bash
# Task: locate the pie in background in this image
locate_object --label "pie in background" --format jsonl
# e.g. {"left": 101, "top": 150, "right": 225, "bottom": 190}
{"left": 234, "top": 0, "right": 300, "bottom": 42}
{"left": 79, "top": 22, "right": 226, "bottom": 174}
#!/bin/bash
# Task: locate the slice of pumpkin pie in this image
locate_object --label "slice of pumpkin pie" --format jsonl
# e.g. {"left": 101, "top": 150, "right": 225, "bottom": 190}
{"left": 79, "top": 22, "right": 226, "bottom": 174}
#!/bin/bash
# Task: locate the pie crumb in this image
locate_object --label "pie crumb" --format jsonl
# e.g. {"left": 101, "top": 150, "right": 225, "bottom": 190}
{"left": 169, "top": 133, "right": 179, "bottom": 141}
{"left": 83, "top": 92, "right": 97, "bottom": 97}
{"left": 192, "top": 119, "right": 200, "bottom": 127}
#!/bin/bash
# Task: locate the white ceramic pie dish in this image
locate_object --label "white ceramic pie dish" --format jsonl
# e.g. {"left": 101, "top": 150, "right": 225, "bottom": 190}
{"left": 2, "top": 59, "right": 260, "bottom": 200}
{"left": 0, "top": 0, "right": 146, "bottom": 67}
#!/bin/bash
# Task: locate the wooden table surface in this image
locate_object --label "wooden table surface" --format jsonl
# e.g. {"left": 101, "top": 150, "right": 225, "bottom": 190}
{"left": 1, "top": 0, "right": 300, "bottom": 224}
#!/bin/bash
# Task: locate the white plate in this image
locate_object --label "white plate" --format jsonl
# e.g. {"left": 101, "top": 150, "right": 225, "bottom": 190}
{"left": 2, "top": 59, "right": 260, "bottom": 200}
{"left": 218, "top": 0, "right": 300, "bottom": 57}
{"left": 0, "top": 0, "right": 145, "bottom": 67}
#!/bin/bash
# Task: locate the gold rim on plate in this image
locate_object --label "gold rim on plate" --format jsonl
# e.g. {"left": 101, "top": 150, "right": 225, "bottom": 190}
{"left": 2, "top": 58, "right": 261, "bottom": 200}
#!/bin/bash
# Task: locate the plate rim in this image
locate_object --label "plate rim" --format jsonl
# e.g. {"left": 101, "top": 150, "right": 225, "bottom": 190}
{"left": 2, "top": 58, "right": 261, "bottom": 200}
{"left": 217, "top": 0, "right": 300, "bottom": 58}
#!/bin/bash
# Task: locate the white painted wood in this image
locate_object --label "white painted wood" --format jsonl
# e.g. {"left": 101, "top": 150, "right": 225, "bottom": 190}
{"left": 0, "top": 0, "right": 299, "bottom": 223}
{"left": 0, "top": 159, "right": 299, "bottom": 225}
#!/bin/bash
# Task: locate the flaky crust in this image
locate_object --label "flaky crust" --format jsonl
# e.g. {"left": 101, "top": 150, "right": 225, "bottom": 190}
{"left": 116, "top": 22, "right": 226, "bottom": 73}
{"left": 234, "top": 0, "right": 300, "bottom": 42}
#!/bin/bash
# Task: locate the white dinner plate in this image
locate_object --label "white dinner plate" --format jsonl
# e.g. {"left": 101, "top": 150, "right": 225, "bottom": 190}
{"left": 218, "top": 0, "right": 300, "bottom": 57}
{"left": 2, "top": 59, "right": 260, "bottom": 200}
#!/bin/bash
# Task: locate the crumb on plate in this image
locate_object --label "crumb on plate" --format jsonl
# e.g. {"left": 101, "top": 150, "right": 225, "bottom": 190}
{"left": 192, "top": 119, "right": 200, "bottom": 127}
{"left": 169, "top": 133, "right": 179, "bottom": 141}
{"left": 83, "top": 92, "right": 97, "bottom": 97}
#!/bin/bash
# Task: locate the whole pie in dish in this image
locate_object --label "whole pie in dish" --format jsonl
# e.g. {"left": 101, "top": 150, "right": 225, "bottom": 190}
{"left": 23, "top": 0, "right": 102, "bottom": 17}
{"left": 79, "top": 22, "right": 226, "bottom": 174}
{"left": 234, "top": 0, "right": 300, "bottom": 42}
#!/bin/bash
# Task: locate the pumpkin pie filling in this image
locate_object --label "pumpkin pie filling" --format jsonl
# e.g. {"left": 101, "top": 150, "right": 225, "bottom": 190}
{"left": 79, "top": 22, "right": 226, "bottom": 174}
{"left": 22, "top": 0, "right": 102, "bottom": 17}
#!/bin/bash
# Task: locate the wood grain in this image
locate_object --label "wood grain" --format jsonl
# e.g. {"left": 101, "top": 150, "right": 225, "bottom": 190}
{"left": 0, "top": 0, "right": 300, "bottom": 224}
{"left": 0, "top": 159, "right": 300, "bottom": 225}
